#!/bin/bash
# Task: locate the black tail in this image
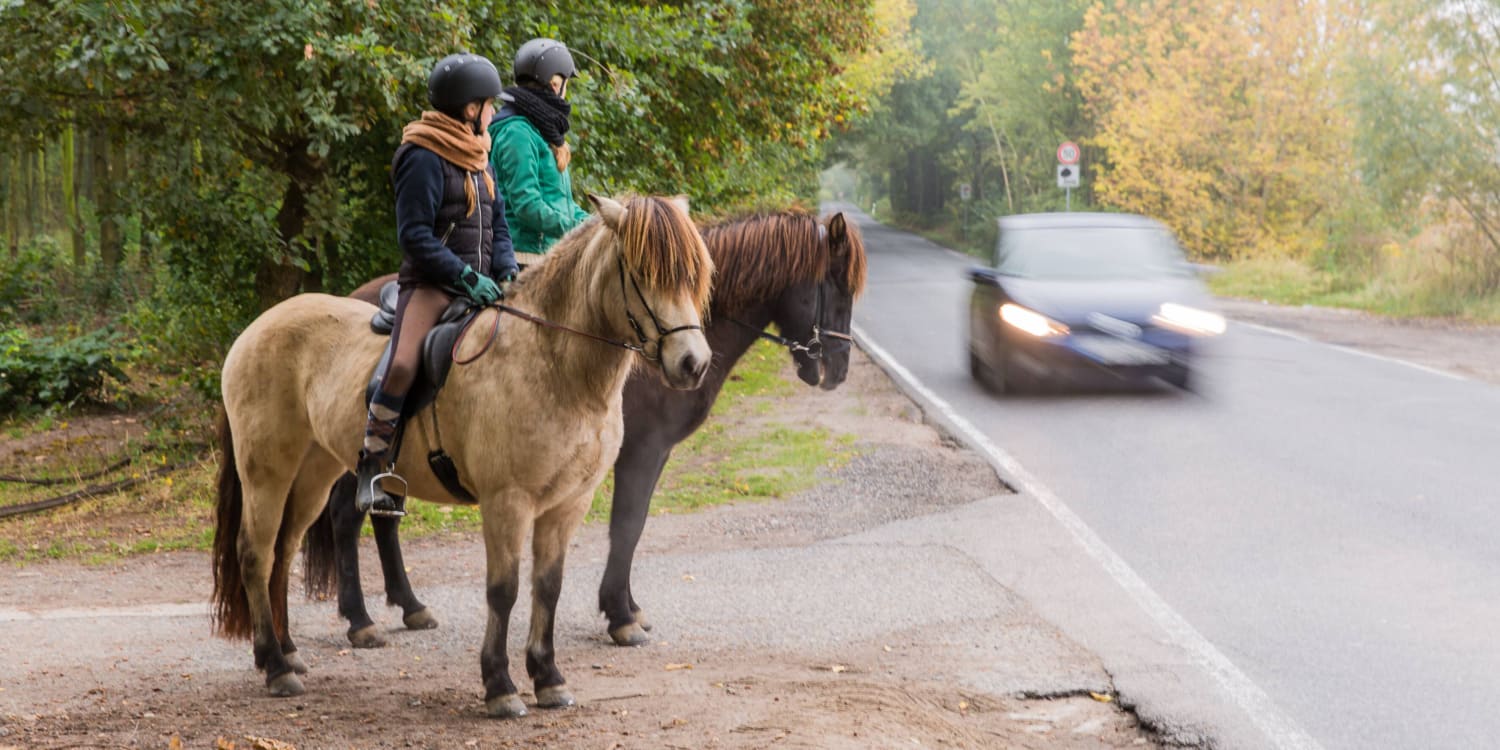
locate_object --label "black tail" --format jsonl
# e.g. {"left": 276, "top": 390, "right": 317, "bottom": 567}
{"left": 210, "top": 412, "right": 252, "bottom": 640}
{"left": 302, "top": 474, "right": 354, "bottom": 599}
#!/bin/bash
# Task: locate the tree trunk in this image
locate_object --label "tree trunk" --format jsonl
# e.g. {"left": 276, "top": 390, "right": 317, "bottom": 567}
{"left": 255, "top": 147, "right": 321, "bottom": 308}
{"left": 0, "top": 148, "right": 12, "bottom": 259}
{"left": 24, "top": 145, "right": 38, "bottom": 244}
{"left": 93, "top": 126, "right": 122, "bottom": 274}
{"left": 64, "top": 127, "right": 86, "bottom": 267}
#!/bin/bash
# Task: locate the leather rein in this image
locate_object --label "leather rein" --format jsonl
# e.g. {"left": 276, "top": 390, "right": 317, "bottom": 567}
{"left": 453, "top": 255, "right": 702, "bottom": 365}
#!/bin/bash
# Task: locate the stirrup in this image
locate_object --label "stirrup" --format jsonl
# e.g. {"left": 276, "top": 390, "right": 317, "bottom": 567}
{"left": 367, "top": 470, "right": 409, "bottom": 518}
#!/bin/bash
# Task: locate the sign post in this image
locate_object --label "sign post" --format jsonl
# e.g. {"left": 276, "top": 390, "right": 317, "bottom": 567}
{"left": 1056, "top": 141, "right": 1080, "bottom": 211}
{"left": 958, "top": 182, "right": 972, "bottom": 240}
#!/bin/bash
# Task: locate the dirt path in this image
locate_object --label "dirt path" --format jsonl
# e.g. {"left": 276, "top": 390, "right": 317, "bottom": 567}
{"left": 0, "top": 349, "right": 1153, "bottom": 750}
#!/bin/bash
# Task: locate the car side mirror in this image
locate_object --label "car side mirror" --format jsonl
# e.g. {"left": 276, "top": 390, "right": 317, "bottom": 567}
{"left": 968, "top": 266, "right": 1002, "bottom": 286}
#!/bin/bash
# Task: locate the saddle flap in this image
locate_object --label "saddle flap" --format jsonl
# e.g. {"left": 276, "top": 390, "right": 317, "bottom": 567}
{"left": 370, "top": 281, "right": 400, "bottom": 335}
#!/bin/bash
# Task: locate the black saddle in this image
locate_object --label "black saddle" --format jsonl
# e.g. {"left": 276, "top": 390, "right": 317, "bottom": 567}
{"left": 365, "top": 281, "right": 478, "bottom": 419}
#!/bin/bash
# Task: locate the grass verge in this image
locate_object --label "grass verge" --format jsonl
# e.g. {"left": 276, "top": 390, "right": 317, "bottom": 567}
{"left": 0, "top": 339, "right": 852, "bottom": 565}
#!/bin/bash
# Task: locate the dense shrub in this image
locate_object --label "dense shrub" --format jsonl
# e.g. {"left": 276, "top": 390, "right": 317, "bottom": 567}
{"left": 0, "top": 327, "right": 130, "bottom": 412}
{"left": 0, "top": 240, "right": 64, "bottom": 324}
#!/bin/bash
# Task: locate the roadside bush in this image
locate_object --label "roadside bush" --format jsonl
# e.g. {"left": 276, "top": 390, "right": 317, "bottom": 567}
{"left": 0, "top": 239, "right": 64, "bottom": 323}
{"left": 0, "top": 327, "right": 131, "bottom": 412}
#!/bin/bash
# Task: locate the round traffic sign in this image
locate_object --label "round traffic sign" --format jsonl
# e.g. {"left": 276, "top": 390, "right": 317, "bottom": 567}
{"left": 1057, "top": 141, "right": 1080, "bottom": 165}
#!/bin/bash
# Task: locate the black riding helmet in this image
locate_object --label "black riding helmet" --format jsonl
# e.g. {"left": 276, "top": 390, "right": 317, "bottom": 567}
{"left": 428, "top": 53, "right": 503, "bottom": 125}
{"left": 512, "top": 38, "right": 578, "bottom": 87}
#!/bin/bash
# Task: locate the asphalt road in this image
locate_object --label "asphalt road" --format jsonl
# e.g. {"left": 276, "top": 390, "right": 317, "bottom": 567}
{"left": 841, "top": 205, "right": 1500, "bottom": 750}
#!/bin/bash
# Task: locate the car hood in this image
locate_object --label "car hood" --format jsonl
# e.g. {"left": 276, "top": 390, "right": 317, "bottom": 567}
{"left": 1000, "top": 276, "right": 1214, "bottom": 325}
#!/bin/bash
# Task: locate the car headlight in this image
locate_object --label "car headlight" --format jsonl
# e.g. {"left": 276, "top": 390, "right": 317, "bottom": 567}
{"left": 1000, "top": 303, "right": 1069, "bottom": 337}
{"left": 1153, "top": 303, "right": 1225, "bottom": 335}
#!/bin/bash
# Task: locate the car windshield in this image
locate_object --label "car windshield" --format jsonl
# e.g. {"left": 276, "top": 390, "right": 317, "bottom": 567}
{"left": 996, "top": 225, "right": 1192, "bottom": 280}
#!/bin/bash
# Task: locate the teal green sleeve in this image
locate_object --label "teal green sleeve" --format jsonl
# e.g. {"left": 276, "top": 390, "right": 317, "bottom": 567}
{"left": 492, "top": 127, "right": 576, "bottom": 238}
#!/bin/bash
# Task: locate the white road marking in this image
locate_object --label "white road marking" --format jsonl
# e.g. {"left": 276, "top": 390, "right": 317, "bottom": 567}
{"left": 853, "top": 323, "right": 1325, "bottom": 750}
{"left": 0, "top": 602, "right": 208, "bottom": 622}
{"left": 1235, "top": 321, "right": 1469, "bottom": 382}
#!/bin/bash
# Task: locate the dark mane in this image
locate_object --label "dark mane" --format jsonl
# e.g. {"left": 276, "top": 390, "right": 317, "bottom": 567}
{"left": 702, "top": 210, "right": 868, "bottom": 316}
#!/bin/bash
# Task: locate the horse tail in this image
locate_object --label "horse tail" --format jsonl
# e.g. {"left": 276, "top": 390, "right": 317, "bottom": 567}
{"left": 211, "top": 411, "right": 254, "bottom": 640}
{"left": 301, "top": 475, "right": 349, "bottom": 600}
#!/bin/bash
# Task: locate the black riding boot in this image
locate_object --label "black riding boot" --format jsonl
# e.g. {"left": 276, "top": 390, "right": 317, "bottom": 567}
{"left": 355, "top": 449, "right": 407, "bottom": 517}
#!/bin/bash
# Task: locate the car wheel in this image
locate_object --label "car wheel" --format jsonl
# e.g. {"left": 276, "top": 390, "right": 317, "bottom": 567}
{"left": 970, "top": 347, "right": 1012, "bottom": 395}
{"left": 1164, "top": 365, "right": 1192, "bottom": 390}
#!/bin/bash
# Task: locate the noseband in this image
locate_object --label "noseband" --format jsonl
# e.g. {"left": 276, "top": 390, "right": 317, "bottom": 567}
{"left": 617, "top": 255, "right": 703, "bottom": 362}
{"left": 734, "top": 279, "right": 852, "bottom": 360}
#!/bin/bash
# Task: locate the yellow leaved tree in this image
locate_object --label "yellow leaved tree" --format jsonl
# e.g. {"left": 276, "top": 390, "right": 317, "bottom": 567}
{"left": 1072, "top": 0, "right": 1356, "bottom": 260}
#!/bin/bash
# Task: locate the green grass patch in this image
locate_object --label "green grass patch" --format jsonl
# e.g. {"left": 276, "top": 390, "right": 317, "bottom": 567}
{"left": 2, "top": 337, "right": 855, "bottom": 563}
{"left": 1210, "top": 255, "right": 1500, "bottom": 323}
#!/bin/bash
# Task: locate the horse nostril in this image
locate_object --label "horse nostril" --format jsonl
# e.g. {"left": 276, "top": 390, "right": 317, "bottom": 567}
{"left": 681, "top": 352, "right": 702, "bottom": 377}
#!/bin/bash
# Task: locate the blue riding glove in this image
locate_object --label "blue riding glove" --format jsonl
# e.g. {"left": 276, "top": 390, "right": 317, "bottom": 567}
{"left": 455, "top": 265, "right": 502, "bottom": 305}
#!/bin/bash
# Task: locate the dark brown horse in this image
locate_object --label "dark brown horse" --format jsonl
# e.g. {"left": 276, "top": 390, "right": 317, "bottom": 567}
{"left": 303, "top": 209, "right": 867, "bottom": 648}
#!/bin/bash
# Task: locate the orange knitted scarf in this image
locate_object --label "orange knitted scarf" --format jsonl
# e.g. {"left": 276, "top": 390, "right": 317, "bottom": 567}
{"left": 401, "top": 111, "right": 495, "bottom": 217}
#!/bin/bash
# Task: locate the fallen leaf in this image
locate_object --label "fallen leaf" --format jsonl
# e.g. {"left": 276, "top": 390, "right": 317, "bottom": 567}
{"left": 681, "top": 574, "right": 695, "bottom": 582}
{"left": 661, "top": 717, "right": 688, "bottom": 729}
{"left": 829, "top": 664, "right": 847, "bottom": 673}
{"left": 246, "top": 737, "right": 297, "bottom": 750}
{"left": 1089, "top": 691, "right": 1113, "bottom": 703}
{"left": 664, "top": 663, "right": 693, "bottom": 671}
{"left": 169, "top": 736, "right": 184, "bottom": 750}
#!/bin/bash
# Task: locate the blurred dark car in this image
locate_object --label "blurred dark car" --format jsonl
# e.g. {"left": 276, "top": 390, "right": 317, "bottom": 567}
{"left": 966, "top": 212, "right": 1224, "bottom": 393}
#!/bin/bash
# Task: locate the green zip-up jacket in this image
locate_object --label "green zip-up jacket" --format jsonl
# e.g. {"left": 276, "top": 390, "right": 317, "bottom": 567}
{"left": 488, "top": 108, "right": 590, "bottom": 265}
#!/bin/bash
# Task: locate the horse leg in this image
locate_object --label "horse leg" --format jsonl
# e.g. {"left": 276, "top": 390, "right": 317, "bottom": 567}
{"left": 480, "top": 503, "right": 530, "bottom": 719}
{"left": 234, "top": 453, "right": 305, "bottom": 697}
{"left": 324, "top": 473, "right": 385, "bottom": 648}
{"left": 372, "top": 512, "right": 438, "bottom": 631}
{"left": 528, "top": 497, "right": 589, "bottom": 709}
{"left": 272, "top": 447, "right": 346, "bottom": 680}
{"left": 600, "top": 441, "right": 671, "bottom": 646}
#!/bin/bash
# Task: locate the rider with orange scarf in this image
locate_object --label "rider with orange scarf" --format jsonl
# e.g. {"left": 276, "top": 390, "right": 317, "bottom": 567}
{"left": 356, "top": 53, "right": 518, "bottom": 517}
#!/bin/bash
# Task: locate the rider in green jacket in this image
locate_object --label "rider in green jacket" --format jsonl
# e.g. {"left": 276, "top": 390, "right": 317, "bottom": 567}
{"left": 489, "top": 38, "right": 590, "bottom": 267}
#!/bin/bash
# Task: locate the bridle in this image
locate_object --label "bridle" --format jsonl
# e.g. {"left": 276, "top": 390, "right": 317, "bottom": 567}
{"left": 728, "top": 277, "right": 852, "bottom": 361}
{"left": 727, "top": 222, "right": 854, "bottom": 361}
{"left": 454, "top": 255, "right": 702, "bottom": 364}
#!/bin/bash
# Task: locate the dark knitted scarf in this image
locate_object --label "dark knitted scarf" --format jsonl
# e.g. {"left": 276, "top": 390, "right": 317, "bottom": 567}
{"left": 501, "top": 85, "right": 571, "bottom": 147}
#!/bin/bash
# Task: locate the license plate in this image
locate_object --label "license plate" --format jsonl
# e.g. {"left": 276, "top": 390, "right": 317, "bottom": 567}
{"left": 1073, "top": 335, "right": 1169, "bottom": 365}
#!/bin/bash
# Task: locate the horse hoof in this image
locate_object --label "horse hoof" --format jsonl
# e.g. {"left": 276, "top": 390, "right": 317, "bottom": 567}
{"left": 535, "top": 685, "right": 576, "bottom": 709}
{"left": 404, "top": 608, "right": 439, "bottom": 630}
{"left": 268, "top": 672, "right": 305, "bottom": 697}
{"left": 634, "top": 610, "right": 652, "bottom": 632}
{"left": 348, "top": 625, "right": 388, "bottom": 649}
{"left": 609, "top": 622, "right": 650, "bottom": 647}
{"left": 284, "top": 650, "right": 309, "bottom": 675}
{"left": 485, "top": 693, "right": 528, "bottom": 719}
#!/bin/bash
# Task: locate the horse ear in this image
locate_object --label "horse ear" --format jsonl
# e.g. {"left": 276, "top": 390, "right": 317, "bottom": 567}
{"left": 826, "top": 213, "right": 849, "bottom": 258}
{"left": 590, "top": 195, "right": 627, "bottom": 230}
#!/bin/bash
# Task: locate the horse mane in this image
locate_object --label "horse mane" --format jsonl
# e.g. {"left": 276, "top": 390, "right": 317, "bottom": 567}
{"left": 526, "top": 196, "right": 712, "bottom": 316}
{"left": 702, "top": 210, "right": 869, "bottom": 316}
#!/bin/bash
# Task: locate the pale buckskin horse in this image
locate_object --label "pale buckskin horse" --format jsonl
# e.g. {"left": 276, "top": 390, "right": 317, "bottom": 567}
{"left": 211, "top": 195, "right": 713, "bottom": 717}
{"left": 302, "top": 209, "right": 867, "bottom": 648}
